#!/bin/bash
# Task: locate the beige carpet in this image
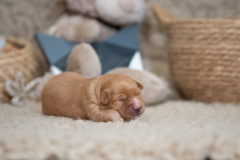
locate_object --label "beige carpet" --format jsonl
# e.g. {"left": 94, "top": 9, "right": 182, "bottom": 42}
{"left": 0, "top": 101, "right": 240, "bottom": 160}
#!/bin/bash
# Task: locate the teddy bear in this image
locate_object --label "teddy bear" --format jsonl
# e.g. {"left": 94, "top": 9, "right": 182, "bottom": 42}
{"left": 46, "top": 0, "right": 145, "bottom": 43}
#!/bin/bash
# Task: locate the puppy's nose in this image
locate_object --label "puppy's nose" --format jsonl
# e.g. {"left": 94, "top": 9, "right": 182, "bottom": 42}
{"left": 132, "top": 99, "right": 142, "bottom": 114}
{"left": 134, "top": 106, "right": 142, "bottom": 114}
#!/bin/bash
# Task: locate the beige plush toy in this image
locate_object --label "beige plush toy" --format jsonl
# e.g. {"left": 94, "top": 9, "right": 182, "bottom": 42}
{"left": 107, "top": 68, "right": 171, "bottom": 106}
{"left": 47, "top": 14, "right": 116, "bottom": 42}
{"left": 66, "top": 0, "right": 145, "bottom": 26}
{"left": 66, "top": 43, "right": 102, "bottom": 78}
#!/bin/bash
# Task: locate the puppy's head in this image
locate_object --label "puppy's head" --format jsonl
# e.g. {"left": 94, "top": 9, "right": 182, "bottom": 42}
{"left": 100, "top": 74, "right": 145, "bottom": 121}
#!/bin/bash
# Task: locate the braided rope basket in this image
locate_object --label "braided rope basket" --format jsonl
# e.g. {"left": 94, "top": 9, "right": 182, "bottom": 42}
{"left": 154, "top": 5, "right": 240, "bottom": 103}
{"left": 0, "top": 36, "right": 45, "bottom": 102}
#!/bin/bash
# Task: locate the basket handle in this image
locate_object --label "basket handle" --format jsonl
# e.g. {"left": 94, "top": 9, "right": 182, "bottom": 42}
{"left": 153, "top": 4, "right": 181, "bottom": 26}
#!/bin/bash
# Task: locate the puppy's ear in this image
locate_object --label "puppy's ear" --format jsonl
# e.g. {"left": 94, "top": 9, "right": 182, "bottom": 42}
{"left": 136, "top": 81, "right": 144, "bottom": 90}
{"left": 101, "top": 91, "right": 109, "bottom": 105}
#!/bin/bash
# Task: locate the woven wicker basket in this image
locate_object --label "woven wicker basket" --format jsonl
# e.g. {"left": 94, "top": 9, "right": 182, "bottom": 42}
{"left": 0, "top": 36, "right": 44, "bottom": 102}
{"left": 154, "top": 5, "right": 240, "bottom": 103}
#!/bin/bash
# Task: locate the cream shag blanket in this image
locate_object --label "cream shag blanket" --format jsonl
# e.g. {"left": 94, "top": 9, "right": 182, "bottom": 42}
{"left": 0, "top": 101, "right": 240, "bottom": 160}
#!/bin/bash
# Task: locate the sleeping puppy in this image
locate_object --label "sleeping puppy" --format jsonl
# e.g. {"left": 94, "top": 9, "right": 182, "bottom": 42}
{"left": 41, "top": 72, "right": 145, "bottom": 122}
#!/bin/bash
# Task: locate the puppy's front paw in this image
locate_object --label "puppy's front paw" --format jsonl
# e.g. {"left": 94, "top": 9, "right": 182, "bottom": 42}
{"left": 107, "top": 110, "right": 123, "bottom": 122}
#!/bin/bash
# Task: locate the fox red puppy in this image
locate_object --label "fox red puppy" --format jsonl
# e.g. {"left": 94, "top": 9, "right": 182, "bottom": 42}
{"left": 41, "top": 72, "right": 145, "bottom": 122}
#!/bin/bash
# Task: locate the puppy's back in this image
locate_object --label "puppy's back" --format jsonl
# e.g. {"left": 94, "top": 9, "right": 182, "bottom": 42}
{"left": 41, "top": 72, "right": 86, "bottom": 119}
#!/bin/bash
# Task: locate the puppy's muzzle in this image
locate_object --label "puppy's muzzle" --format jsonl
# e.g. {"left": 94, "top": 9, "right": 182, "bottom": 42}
{"left": 131, "top": 98, "right": 142, "bottom": 114}
{"left": 125, "top": 99, "right": 143, "bottom": 118}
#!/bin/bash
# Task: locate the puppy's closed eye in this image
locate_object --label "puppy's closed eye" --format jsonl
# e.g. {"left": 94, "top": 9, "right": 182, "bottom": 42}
{"left": 117, "top": 95, "right": 127, "bottom": 102}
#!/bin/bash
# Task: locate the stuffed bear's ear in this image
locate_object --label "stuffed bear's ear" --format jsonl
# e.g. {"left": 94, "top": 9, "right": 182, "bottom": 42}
{"left": 101, "top": 90, "right": 109, "bottom": 105}
{"left": 136, "top": 81, "right": 144, "bottom": 90}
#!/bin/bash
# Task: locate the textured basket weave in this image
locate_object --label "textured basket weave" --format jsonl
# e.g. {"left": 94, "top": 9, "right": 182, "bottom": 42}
{"left": 0, "top": 36, "right": 44, "bottom": 102}
{"left": 154, "top": 5, "right": 240, "bottom": 103}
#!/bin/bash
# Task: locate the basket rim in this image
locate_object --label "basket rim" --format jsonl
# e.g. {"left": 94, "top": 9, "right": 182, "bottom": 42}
{"left": 168, "top": 18, "right": 240, "bottom": 25}
{"left": 0, "top": 35, "right": 32, "bottom": 58}
{"left": 153, "top": 4, "right": 240, "bottom": 26}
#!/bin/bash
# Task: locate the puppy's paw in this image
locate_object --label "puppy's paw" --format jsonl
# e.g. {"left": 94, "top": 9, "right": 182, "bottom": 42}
{"left": 107, "top": 110, "right": 123, "bottom": 122}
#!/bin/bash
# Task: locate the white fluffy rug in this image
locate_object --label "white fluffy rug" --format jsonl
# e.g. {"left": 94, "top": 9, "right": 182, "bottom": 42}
{"left": 1, "top": 101, "right": 240, "bottom": 160}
